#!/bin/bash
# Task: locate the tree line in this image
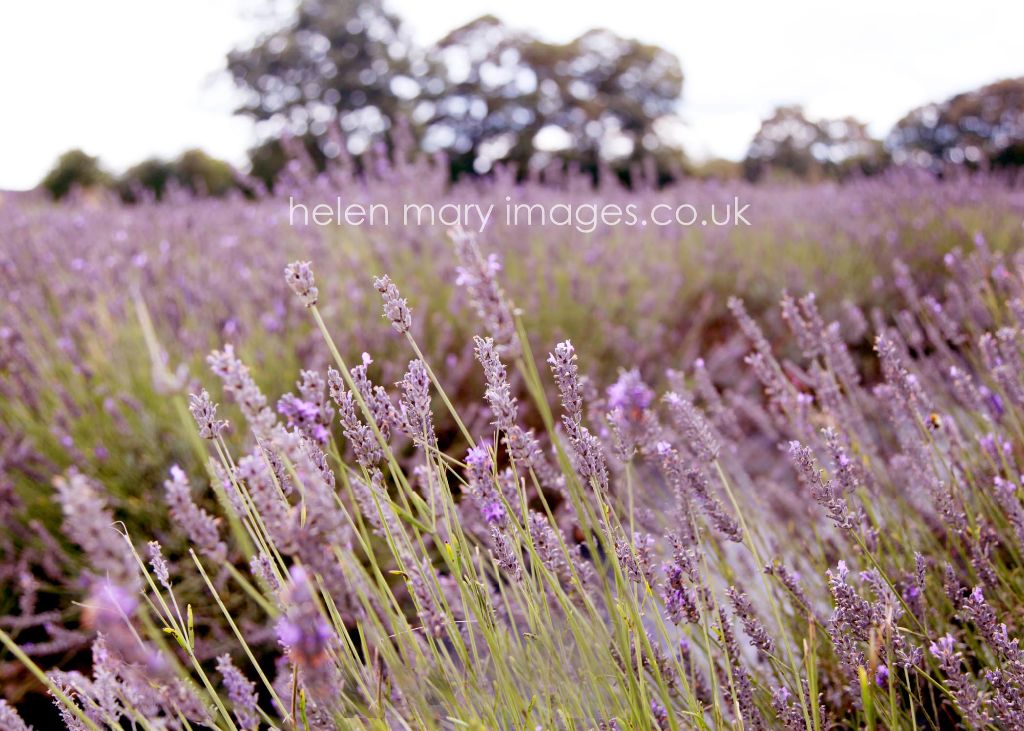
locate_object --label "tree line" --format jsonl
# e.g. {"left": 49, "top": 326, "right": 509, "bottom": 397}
{"left": 39, "top": 0, "right": 1024, "bottom": 199}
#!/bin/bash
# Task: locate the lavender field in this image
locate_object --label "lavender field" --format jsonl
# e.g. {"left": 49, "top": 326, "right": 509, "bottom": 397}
{"left": 3, "top": 157, "right": 1024, "bottom": 730}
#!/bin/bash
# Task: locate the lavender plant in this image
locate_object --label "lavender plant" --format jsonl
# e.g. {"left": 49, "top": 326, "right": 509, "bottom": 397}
{"left": 1, "top": 159, "right": 1024, "bottom": 728}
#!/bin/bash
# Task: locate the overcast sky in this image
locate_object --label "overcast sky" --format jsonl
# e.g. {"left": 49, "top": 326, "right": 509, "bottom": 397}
{"left": 2, "top": 0, "right": 1022, "bottom": 190}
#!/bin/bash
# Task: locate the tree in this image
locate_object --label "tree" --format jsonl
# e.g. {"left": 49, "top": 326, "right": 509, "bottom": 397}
{"left": 245, "top": 134, "right": 329, "bottom": 191}
{"left": 887, "top": 77, "right": 1024, "bottom": 170}
{"left": 227, "top": 0, "right": 416, "bottom": 154}
{"left": 174, "top": 150, "right": 237, "bottom": 196}
{"left": 743, "top": 106, "right": 885, "bottom": 182}
{"left": 118, "top": 150, "right": 237, "bottom": 202}
{"left": 227, "top": 8, "right": 686, "bottom": 181}
{"left": 420, "top": 16, "right": 685, "bottom": 177}
{"left": 40, "top": 150, "right": 111, "bottom": 200}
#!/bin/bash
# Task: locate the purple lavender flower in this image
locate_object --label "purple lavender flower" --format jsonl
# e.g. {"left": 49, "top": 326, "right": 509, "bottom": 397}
{"left": 650, "top": 699, "right": 669, "bottom": 730}
{"left": 727, "top": 586, "right": 775, "bottom": 660}
{"left": 607, "top": 369, "right": 654, "bottom": 419}
{"left": 278, "top": 393, "right": 321, "bottom": 433}
{"left": 250, "top": 552, "right": 280, "bottom": 593}
{"left": 771, "top": 685, "right": 808, "bottom": 731}
{"left": 0, "top": 699, "right": 32, "bottom": 731}
{"left": 929, "top": 633, "right": 990, "bottom": 726}
{"left": 654, "top": 441, "right": 740, "bottom": 541}
{"left": 82, "top": 579, "right": 139, "bottom": 632}
{"left": 781, "top": 291, "right": 824, "bottom": 359}
{"left": 490, "top": 526, "right": 521, "bottom": 581}
{"left": 451, "top": 228, "right": 519, "bottom": 353}
{"left": 397, "top": 359, "right": 435, "bottom": 446}
{"left": 664, "top": 391, "right": 719, "bottom": 463}
{"left": 373, "top": 274, "right": 412, "bottom": 334}
{"left": 480, "top": 499, "right": 506, "bottom": 525}
{"left": 277, "top": 370, "right": 334, "bottom": 445}
{"left": 875, "top": 332, "right": 930, "bottom": 417}
{"left": 188, "top": 389, "right": 227, "bottom": 440}
{"left": 406, "top": 559, "right": 447, "bottom": 638}
{"left": 788, "top": 439, "right": 856, "bottom": 530}
{"left": 475, "top": 335, "right": 518, "bottom": 429}
{"left": 208, "top": 344, "right": 277, "bottom": 439}
{"left": 548, "top": 340, "right": 584, "bottom": 422}
{"left": 615, "top": 533, "right": 655, "bottom": 587}
{"left": 147, "top": 541, "right": 171, "bottom": 591}
{"left": 217, "top": 654, "right": 260, "bottom": 730}
{"left": 474, "top": 335, "right": 556, "bottom": 482}
{"left": 715, "top": 605, "right": 764, "bottom": 729}
{"left": 284, "top": 260, "right": 318, "bottom": 307}
{"left": 329, "top": 367, "right": 383, "bottom": 467}
{"left": 875, "top": 663, "right": 889, "bottom": 689}
{"left": 548, "top": 341, "right": 609, "bottom": 493}
{"left": 54, "top": 471, "right": 137, "bottom": 587}
{"left": 277, "top": 566, "right": 335, "bottom": 675}
{"left": 464, "top": 443, "right": 510, "bottom": 529}
{"left": 164, "top": 465, "right": 227, "bottom": 563}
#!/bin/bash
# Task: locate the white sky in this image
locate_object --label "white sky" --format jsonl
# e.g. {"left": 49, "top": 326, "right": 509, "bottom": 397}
{"left": 2, "top": 0, "right": 1022, "bottom": 190}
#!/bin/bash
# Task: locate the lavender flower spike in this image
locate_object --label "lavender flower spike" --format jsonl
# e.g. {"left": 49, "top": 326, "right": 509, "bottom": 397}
{"left": 148, "top": 541, "right": 171, "bottom": 591}
{"left": 0, "top": 699, "right": 33, "bottom": 731}
{"left": 284, "top": 260, "right": 318, "bottom": 307}
{"left": 373, "top": 274, "right": 412, "bottom": 334}
{"left": 277, "top": 565, "right": 338, "bottom": 695}
{"left": 54, "top": 471, "right": 137, "bottom": 586}
{"left": 164, "top": 465, "right": 227, "bottom": 563}
{"left": 189, "top": 389, "right": 227, "bottom": 440}
{"left": 548, "top": 340, "right": 609, "bottom": 493}
{"left": 217, "top": 654, "right": 260, "bottom": 730}
{"left": 451, "top": 227, "right": 519, "bottom": 354}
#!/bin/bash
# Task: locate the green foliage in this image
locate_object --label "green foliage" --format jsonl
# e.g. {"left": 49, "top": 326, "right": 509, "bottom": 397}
{"left": 118, "top": 157, "right": 175, "bottom": 201}
{"left": 226, "top": 0, "right": 411, "bottom": 136}
{"left": 228, "top": 4, "right": 687, "bottom": 181}
{"left": 118, "top": 150, "right": 237, "bottom": 201}
{"left": 174, "top": 149, "right": 237, "bottom": 197}
{"left": 40, "top": 149, "right": 111, "bottom": 200}
{"left": 887, "top": 77, "right": 1024, "bottom": 169}
{"left": 743, "top": 106, "right": 887, "bottom": 182}
{"left": 422, "top": 17, "right": 685, "bottom": 179}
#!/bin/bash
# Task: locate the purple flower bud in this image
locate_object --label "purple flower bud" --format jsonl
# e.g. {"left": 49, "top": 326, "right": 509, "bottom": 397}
{"left": 0, "top": 699, "right": 32, "bottom": 731}
{"left": 217, "top": 654, "right": 260, "bottom": 730}
{"left": 480, "top": 499, "right": 506, "bottom": 525}
{"left": 189, "top": 389, "right": 227, "bottom": 440}
{"left": 284, "top": 260, "right": 318, "bottom": 307}
{"left": 929, "top": 633, "right": 956, "bottom": 659}
{"left": 607, "top": 369, "right": 654, "bottom": 418}
{"left": 373, "top": 274, "right": 412, "bottom": 334}
{"left": 148, "top": 541, "right": 171, "bottom": 591}
{"left": 875, "top": 663, "right": 889, "bottom": 689}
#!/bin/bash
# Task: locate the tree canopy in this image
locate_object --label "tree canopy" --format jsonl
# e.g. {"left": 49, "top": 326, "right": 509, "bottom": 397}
{"left": 41, "top": 150, "right": 112, "bottom": 200}
{"left": 226, "top": 2, "right": 685, "bottom": 180}
{"left": 743, "top": 106, "right": 884, "bottom": 182}
{"left": 887, "top": 77, "right": 1024, "bottom": 170}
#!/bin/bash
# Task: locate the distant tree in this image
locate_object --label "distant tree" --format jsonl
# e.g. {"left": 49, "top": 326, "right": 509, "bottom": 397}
{"left": 227, "top": 7, "right": 685, "bottom": 182}
{"left": 887, "top": 77, "right": 1024, "bottom": 170}
{"left": 174, "top": 150, "right": 237, "bottom": 196}
{"left": 227, "top": 0, "right": 416, "bottom": 153}
{"left": 421, "top": 16, "right": 685, "bottom": 178}
{"left": 245, "top": 134, "right": 329, "bottom": 191}
{"left": 41, "top": 150, "right": 111, "bottom": 199}
{"left": 743, "top": 105, "right": 885, "bottom": 182}
{"left": 118, "top": 158, "right": 175, "bottom": 201}
{"left": 118, "top": 150, "right": 237, "bottom": 201}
